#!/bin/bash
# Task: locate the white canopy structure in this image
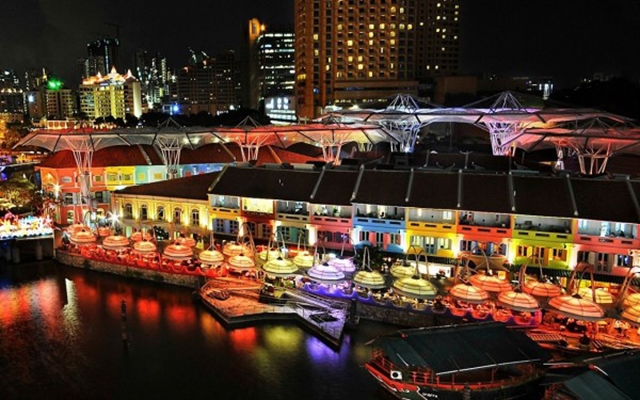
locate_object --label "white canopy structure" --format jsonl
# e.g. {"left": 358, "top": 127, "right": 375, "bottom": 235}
{"left": 210, "top": 115, "right": 396, "bottom": 164}
{"left": 16, "top": 126, "right": 132, "bottom": 220}
{"left": 327, "top": 91, "right": 639, "bottom": 173}
{"left": 107, "top": 118, "right": 218, "bottom": 179}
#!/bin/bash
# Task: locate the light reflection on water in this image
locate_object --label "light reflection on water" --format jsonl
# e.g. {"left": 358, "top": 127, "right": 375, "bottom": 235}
{"left": 0, "top": 262, "right": 398, "bottom": 400}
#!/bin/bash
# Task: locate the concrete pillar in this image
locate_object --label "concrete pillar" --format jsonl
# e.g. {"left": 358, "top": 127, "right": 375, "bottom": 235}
{"left": 35, "top": 241, "right": 43, "bottom": 261}
{"left": 11, "top": 246, "right": 20, "bottom": 264}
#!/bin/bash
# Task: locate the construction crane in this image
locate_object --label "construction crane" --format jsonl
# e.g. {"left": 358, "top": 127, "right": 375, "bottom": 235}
{"left": 106, "top": 22, "right": 123, "bottom": 40}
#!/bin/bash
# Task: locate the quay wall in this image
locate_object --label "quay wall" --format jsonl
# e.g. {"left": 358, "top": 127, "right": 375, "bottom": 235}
{"left": 57, "top": 252, "right": 201, "bottom": 289}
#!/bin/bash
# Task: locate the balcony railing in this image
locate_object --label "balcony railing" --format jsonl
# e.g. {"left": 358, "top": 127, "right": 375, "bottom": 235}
{"left": 458, "top": 224, "right": 510, "bottom": 237}
{"left": 276, "top": 212, "right": 310, "bottom": 223}
{"left": 513, "top": 228, "right": 572, "bottom": 242}
{"left": 575, "top": 234, "right": 640, "bottom": 249}
{"left": 311, "top": 215, "right": 352, "bottom": 226}
{"left": 408, "top": 221, "right": 456, "bottom": 231}
{"left": 354, "top": 216, "right": 405, "bottom": 227}
{"left": 211, "top": 206, "right": 240, "bottom": 215}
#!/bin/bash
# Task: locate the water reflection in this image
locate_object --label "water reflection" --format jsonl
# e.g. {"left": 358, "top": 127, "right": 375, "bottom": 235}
{"left": 0, "top": 262, "right": 398, "bottom": 400}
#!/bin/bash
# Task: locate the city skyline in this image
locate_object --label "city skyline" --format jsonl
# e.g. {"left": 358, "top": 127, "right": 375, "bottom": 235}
{"left": 0, "top": 0, "right": 638, "bottom": 88}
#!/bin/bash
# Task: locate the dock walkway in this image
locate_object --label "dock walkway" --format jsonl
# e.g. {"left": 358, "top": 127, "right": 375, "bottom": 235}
{"left": 199, "top": 278, "right": 347, "bottom": 348}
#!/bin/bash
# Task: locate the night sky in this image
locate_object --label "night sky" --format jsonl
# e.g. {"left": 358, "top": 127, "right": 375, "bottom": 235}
{"left": 1, "top": 0, "right": 638, "bottom": 88}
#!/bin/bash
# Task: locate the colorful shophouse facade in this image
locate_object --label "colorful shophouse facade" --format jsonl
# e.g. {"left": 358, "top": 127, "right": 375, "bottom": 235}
{"left": 111, "top": 165, "right": 640, "bottom": 279}
{"left": 38, "top": 143, "right": 312, "bottom": 225}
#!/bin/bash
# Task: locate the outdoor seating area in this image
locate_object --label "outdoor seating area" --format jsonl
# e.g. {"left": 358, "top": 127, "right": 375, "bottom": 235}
{"left": 56, "top": 223, "right": 640, "bottom": 350}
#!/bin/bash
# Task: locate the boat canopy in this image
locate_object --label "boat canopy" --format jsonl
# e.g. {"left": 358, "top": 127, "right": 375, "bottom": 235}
{"left": 370, "top": 322, "right": 550, "bottom": 376}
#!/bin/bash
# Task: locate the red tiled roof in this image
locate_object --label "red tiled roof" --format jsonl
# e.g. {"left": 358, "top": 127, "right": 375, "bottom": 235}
{"left": 38, "top": 143, "right": 320, "bottom": 170}
{"left": 178, "top": 144, "right": 236, "bottom": 164}
{"left": 38, "top": 145, "right": 162, "bottom": 168}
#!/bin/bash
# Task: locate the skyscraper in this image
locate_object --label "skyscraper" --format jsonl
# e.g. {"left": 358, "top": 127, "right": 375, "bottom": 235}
{"left": 88, "top": 38, "right": 120, "bottom": 73}
{"left": 80, "top": 38, "right": 120, "bottom": 78}
{"left": 242, "top": 19, "right": 296, "bottom": 113}
{"left": 294, "top": 0, "right": 460, "bottom": 119}
{"left": 0, "top": 69, "right": 20, "bottom": 89}
{"left": 171, "top": 50, "right": 240, "bottom": 115}
{"left": 133, "top": 49, "right": 169, "bottom": 108}
{"left": 24, "top": 68, "right": 50, "bottom": 91}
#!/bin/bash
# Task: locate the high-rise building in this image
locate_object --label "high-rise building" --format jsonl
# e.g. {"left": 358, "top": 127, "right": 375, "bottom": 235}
{"left": 46, "top": 87, "right": 77, "bottom": 120}
{"left": 78, "top": 38, "right": 120, "bottom": 79}
{"left": 0, "top": 88, "right": 24, "bottom": 114}
{"left": 24, "top": 68, "right": 50, "bottom": 91}
{"left": 79, "top": 68, "right": 142, "bottom": 120}
{"left": 294, "top": 0, "right": 460, "bottom": 119}
{"left": 88, "top": 38, "right": 120, "bottom": 73}
{"left": 0, "top": 69, "right": 20, "bottom": 89}
{"left": 171, "top": 50, "right": 240, "bottom": 115}
{"left": 81, "top": 56, "right": 107, "bottom": 79}
{"left": 242, "top": 19, "right": 296, "bottom": 111}
{"left": 24, "top": 89, "right": 46, "bottom": 120}
{"left": 133, "top": 49, "right": 169, "bottom": 108}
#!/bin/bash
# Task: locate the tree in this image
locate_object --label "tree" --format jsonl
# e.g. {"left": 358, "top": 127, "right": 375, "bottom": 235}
{"left": 124, "top": 114, "right": 139, "bottom": 127}
{"left": 0, "top": 176, "right": 41, "bottom": 210}
{"left": 0, "top": 122, "right": 28, "bottom": 150}
{"left": 353, "top": 245, "right": 391, "bottom": 271}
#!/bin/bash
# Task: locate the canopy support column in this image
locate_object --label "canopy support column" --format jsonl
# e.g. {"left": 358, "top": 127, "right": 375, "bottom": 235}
{"left": 485, "top": 122, "right": 522, "bottom": 156}
{"left": 239, "top": 143, "right": 263, "bottom": 162}
{"left": 569, "top": 143, "right": 612, "bottom": 175}
{"left": 320, "top": 143, "right": 343, "bottom": 165}
{"left": 382, "top": 120, "right": 422, "bottom": 153}
{"left": 157, "top": 137, "right": 183, "bottom": 179}
{"left": 70, "top": 143, "right": 94, "bottom": 224}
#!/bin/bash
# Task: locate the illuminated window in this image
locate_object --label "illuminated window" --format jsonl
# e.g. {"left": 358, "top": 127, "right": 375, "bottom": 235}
{"left": 124, "top": 204, "right": 133, "bottom": 220}
{"left": 243, "top": 198, "right": 273, "bottom": 214}
{"left": 174, "top": 208, "right": 182, "bottom": 224}
{"left": 140, "top": 205, "right": 148, "bottom": 221}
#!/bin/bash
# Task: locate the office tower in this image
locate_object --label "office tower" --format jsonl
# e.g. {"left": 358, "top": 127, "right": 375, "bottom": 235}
{"left": 24, "top": 89, "right": 46, "bottom": 120}
{"left": 133, "top": 49, "right": 169, "bottom": 108}
{"left": 24, "top": 68, "right": 50, "bottom": 91}
{"left": 294, "top": 0, "right": 460, "bottom": 119}
{"left": 79, "top": 68, "right": 142, "bottom": 120}
{"left": 0, "top": 88, "right": 24, "bottom": 114}
{"left": 172, "top": 50, "right": 240, "bottom": 115}
{"left": 87, "top": 38, "right": 120, "bottom": 73}
{"left": 242, "top": 19, "right": 296, "bottom": 113}
{"left": 0, "top": 69, "right": 20, "bottom": 89}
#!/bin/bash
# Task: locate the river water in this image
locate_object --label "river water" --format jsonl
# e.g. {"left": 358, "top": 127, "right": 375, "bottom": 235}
{"left": 0, "top": 261, "right": 399, "bottom": 400}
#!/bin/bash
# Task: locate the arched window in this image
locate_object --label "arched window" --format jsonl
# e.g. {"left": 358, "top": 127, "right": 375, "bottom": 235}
{"left": 157, "top": 206, "right": 165, "bottom": 222}
{"left": 191, "top": 209, "right": 200, "bottom": 226}
{"left": 124, "top": 204, "right": 133, "bottom": 219}
{"left": 140, "top": 205, "right": 148, "bottom": 221}
{"left": 174, "top": 208, "right": 182, "bottom": 224}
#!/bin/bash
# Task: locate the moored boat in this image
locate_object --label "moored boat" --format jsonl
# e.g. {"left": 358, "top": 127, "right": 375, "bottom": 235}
{"left": 365, "top": 322, "right": 550, "bottom": 400}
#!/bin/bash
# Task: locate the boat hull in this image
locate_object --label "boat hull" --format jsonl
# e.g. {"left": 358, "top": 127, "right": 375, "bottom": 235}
{"left": 365, "top": 363, "right": 544, "bottom": 400}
